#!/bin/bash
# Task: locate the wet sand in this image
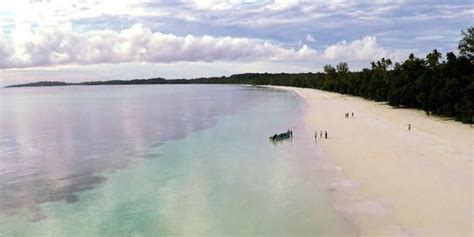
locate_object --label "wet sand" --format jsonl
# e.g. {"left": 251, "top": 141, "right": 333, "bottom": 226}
{"left": 274, "top": 86, "right": 473, "bottom": 237}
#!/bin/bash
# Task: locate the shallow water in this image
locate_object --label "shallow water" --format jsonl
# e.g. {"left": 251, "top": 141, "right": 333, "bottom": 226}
{"left": 0, "top": 85, "right": 355, "bottom": 236}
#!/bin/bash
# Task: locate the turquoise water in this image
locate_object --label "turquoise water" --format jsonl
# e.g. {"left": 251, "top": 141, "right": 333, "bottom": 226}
{"left": 0, "top": 85, "right": 355, "bottom": 236}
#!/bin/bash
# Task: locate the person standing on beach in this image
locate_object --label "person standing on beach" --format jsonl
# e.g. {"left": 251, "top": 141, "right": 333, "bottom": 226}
{"left": 352, "top": 112, "right": 354, "bottom": 117}
{"left": 408, "top": 124, "right": 411, "bottom": 131}
{"left": 320, "top": 131, "right": 322, "bottom": 138}
{"left": 324, "top": 130, "right": 328, "bottom": 139}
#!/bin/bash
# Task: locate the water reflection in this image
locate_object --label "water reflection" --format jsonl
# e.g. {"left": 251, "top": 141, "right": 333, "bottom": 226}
{"left": 0, "top": 85, "right": 262, "bottom": 221}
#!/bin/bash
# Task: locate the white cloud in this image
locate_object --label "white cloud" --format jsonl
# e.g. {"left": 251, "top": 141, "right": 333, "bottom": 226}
{"left": 322, "top": 36, "right": 408, "bottom": 64}
{"left": 324, "top": 36, "right": 386, "bottom": 60}
{"left": 0, "top": 23, "right": 320, "bottom": 69}
{"left": 186, "top": 0, "right": 236, "bottom": 10}
{"left": 0, "top": 0, "right": 149, "bottom": 27}
{"left": 414, "top": 35, "right": 445, "bottom": 41}
{"left": 0, "top": 23, "right": 406, "bottom": 68}
{"left": 305, "top": 33, "right": 315, "bottom": 43}
{"left": 0, "top": 21, "right": 407, "bottom": 70}
{"left": 266, "top": 0, "right": 300, "bottom": 11}
{"left": 0, "top": 32, "right": 12, "bottom": 68}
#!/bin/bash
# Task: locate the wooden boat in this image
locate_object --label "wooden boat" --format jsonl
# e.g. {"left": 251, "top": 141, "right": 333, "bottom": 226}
{"left": 269, "top": 130, "right": 293, "bottom": 141}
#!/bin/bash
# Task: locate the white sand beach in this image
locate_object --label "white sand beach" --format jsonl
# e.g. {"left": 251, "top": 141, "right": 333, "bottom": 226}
{"left": 274, "top": 86, "right": 473, "bottom": 236}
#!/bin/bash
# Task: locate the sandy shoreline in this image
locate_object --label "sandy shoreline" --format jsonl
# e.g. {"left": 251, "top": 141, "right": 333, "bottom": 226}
{"left": 272, "top": 86, "right": 473, "bottom": 236}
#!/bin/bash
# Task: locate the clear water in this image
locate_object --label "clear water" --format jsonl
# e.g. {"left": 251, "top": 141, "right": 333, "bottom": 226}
{"left": 0, "top": 85, "right": 355, "bottom": 236}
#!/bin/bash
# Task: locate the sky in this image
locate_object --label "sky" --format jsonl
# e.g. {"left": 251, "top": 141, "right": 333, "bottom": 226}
{"left": 0, "top": 0, "right": 472, "bottom": 85}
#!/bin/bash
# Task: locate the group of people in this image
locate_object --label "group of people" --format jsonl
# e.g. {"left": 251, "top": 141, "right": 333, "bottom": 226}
{"left": 311, "top": 112, "right": 354, "bottom": 142}
{"left": 314, "top": 130, "right": 328, "bottom": 140}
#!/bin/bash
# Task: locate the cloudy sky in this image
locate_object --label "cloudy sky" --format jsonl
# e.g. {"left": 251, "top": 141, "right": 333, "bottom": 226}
{"left": 0, "top": 0, "right": 472, "bottom": 85}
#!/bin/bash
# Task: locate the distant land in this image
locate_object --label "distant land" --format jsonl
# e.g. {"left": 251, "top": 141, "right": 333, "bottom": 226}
{"left": 5, "top": 78, "right": 187, "bottom": 87}
{"left": 4, "top": 73, "right": 320, "bottom": 88}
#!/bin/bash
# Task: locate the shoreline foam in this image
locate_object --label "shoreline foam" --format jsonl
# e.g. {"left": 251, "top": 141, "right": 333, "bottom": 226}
{"left": 272, "top": 86, "right": 473, "bottom": 236}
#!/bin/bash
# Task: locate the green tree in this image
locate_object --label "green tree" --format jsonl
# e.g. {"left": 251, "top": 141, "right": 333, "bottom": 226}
{"left": 371, "top": 58, "right": 392, "bottom": 71}
{"left": 458, "top": 26, "right": 474, "bottom": 61}
{"left": 336, "top": 62, "right": 349, "bottom": 73}
{"left": 426, "top": 49, "right": 442, "bottom": 69}
{"left": 323, "top": 64, "right": 336, "bottom": 74}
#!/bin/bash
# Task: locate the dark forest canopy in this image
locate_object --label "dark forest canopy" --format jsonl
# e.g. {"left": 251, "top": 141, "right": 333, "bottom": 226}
{"left": 6, "top": 27, "right": 474, "bottom": 123}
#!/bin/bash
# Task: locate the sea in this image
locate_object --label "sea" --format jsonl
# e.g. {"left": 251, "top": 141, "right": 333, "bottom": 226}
{"left": 0, "top": 85, "right": 356, "bottom": 236}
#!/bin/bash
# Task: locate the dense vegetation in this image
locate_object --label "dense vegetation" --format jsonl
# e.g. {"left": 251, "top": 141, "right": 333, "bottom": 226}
{"left": 7, "top": 27, "right": 473, "bottom": 123}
